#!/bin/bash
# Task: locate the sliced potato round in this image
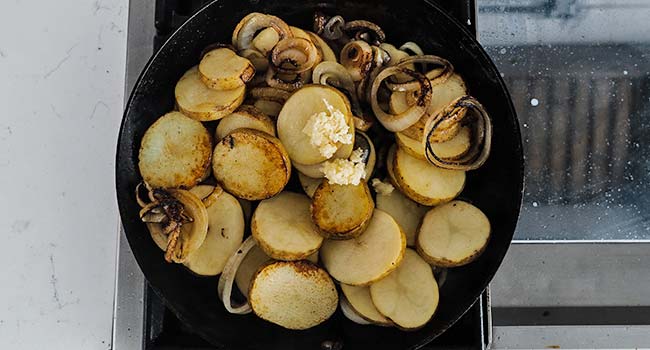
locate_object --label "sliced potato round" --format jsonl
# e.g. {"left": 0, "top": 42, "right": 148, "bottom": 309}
{"left": 417, "top": 200, "right": 490, "bottom": 267}
{"left": 428, "top": 126, "right": 471, "bottom": 159}
{"left": 212, "top": 129, "right": 291, "bottom": 200}
{"left": 253, "top": 100, "right": 283, "bottom": 118}
{"left": 138, "top": 111, "right": 212, "bottom": 189}
{"left": 401, "top": 73, "right": 467, "bottom": 140}
{"left": 395, "top": 131, "right": 426, "bottom": 161}
{"left": 392, "top": 145, "right": 465, "bottom": 206}
{"left": 340, "top": 295, "right": 372, "bottom": 325}
{"left": 308, "top": 31, "right": 337, "bottom": 62}
{"left": 234, "top": 244, "right": 271, "bottom": 297}
{"left": 175, "top": 66, "right": 246, "bottom": 121}
{"left": 298, "top": 172, "right": 322, "bottom": 198}
{"left": 340, "top": 284, "right": 392, "bottom": 326}
{"left": 293, "top": 160, "right": 325, "bottom": 178}
{"left": 376, "top": 186, "right": 429, "bottom": 246}
{"left": 199, "top": 48, "right": 255, "bottom": 90}
{"left": 252, "top": 192, "right": 323, "bottom": 260}
{"left": 249, "top": 261, "right": 338, "bottom": 330}
{"left": 311, "top": 181, "right": 374, "bottom": 239}
{"left": 277, "top": 85, "right": 353, "bottom": 165}
{"left": 370, "top": 249, "right": 439, "bottom": 330}
{"left": 215, "top": 105, "right": 276, "bottom": 140}
{"left": 252, "top": 27, "right": 280, "bottom": 55}
{"left": 183, "top": 191, "right": 244, "bottom": 276}
{"left": 321, "top": 209, "right": 406, "bottom": 285}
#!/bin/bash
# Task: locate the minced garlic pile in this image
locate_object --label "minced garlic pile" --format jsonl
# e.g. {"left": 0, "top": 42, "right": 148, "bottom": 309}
{"left": 302, "top": 99, "right": 353, "bottom": 158}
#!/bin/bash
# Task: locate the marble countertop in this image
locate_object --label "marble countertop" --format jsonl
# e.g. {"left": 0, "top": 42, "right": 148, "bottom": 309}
{"left": 0, "top": 0, "right": 127, "bottom": 348}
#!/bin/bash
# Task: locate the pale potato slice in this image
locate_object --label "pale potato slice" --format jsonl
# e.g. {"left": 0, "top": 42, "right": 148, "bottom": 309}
{"left": 212, "top": 129, "right": 290, "bottom": 200}
{"left": 188, "top": 184, "right": 219, "bottom": 201}
{"left": 370, "top": 249, "right": 439, "bottom": 330}
{"left": 429, "top": 126, "right": 471, "bottom": 159}
{"left": 308, "top": 32, "right": 337, "bottom": 62}
{"left": 395, "top": 131, "right": 426, "bottom": 161}
{"left": 138, "top": 111, "right": 212, "bottom": 189}
{"left": 392, "top": 145, "right": 465, "bottom": 206}
{"left": 311, "top": 181, "right": 374, "bottom": 239}
{"left": 277, "top": 85, "right": 352, "bottom": 165}
{"left": 183, "top": 191, "right": 244, "bottom": 276}
{"left": 252, "top": 27, "right": 280, "bottom": 55}
{"left": 253, "top": 100, "right": 283, "bottom": 118}
{"left": 215, "top": 105, "right": 276, "bottom": 140}
{"left": 252, "top": 192, "right": 323, "bottom": 260}
{"left": 417, "top": 200, "right": 490, "bottom": 267}
{"left": 320, "top": 209, "right": 406, "bottom": 285}
{"left": 340, "top": 284, "right": 392, "bottom": 326}
{"left": 376, "top": 186, "right": 429, "bottom": 246}
{"left": 298, "top": 172, "right": 322, "bottom": 198}
{"left": 234, "top": 245, "right": 318, "bottom": 297}
{"left": 293, "top": 160, "right": 325, "bottom": 178}
{"left": 199, "top": 48, "right": 255, "bottom": 90}
{"left": 249, "top": 261, "right": 338, "bottom": 330}
{"left": 340, "top": 295, "right": 372, "bottom": 325}
{"left": 175, "top": 66, "right": 246, "bottom": 121}
{"left": 401, "top": 73, "right": 467, "bottom": 140}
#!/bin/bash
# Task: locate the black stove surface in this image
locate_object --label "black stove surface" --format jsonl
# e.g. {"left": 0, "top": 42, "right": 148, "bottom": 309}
{"left": 145, "top": 1, "right": 486, "bottom": 349}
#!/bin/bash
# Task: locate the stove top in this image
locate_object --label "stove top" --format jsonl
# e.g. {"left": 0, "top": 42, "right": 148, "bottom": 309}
{"left": 114, "top": 1, "right": 489, "bottom": 349}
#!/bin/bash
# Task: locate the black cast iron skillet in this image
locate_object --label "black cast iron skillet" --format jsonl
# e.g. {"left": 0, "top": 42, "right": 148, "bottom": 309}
{"left": 116, "top": 0, "right": 524, "bottom": 348}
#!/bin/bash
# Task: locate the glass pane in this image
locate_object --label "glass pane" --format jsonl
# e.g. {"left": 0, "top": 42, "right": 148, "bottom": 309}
{"left": 478, "top": 0, "right": 650, "bottom": 240}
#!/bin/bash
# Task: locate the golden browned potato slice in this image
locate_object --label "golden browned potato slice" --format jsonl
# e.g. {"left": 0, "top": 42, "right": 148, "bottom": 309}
{"left": 199, "top": 48, "right": 255, "bottom": 90}
{"left": 138, "top": 111, "right": 212, "bottom": 189}
{"left": 215, "top": 105, "right": 276, "bottom": 140}
{"left": 235, "top": 245, "right": 319, "bottom": 297}
{"left": 375, "top": 186, "right": 429, "bottom": 246}
{"left": 340, "top": 284, "right": 392, "bottom": 326}
{"left": 253, "top": 100, "right": 283, "bottom": 118}
{"left": 400, "top": 73, "right": 467, "bottom": 140}
{"left": 320, "top": 209, "right": 406, "bottom": 285}
{"left": 249, "top": 261, "right": 338, "bottom": 330}
{"left": 417, "top": 200, "right": 490, "bottom": 267}
{"left": 252, "top": 192, "right": 323, "bottom": 260}
{"left": 395, "top": 131, "right": 426, "bottom": 161}
{"left": 307, "top": 32, "right": 337, "bottom": 62}
{"left": 311, "top": 181, "right": 374, "bottom": 239}
{"left": 183, "top": 191, "right": 244, "bottom": 276}
{"left": 298, "top": 172, "right": 322, "bottom": 198}
{"left": 428, "top": 126, "right": 471, "bottom": 159}
{"left": 175, "top": 66, "right": 246, "bottom": 121}
{"left": 391, "top": 145, "right": 465, "bottom": 206}
{"left": 277, "top": 85, "right": 353, "bottom": 165}
{"left": 370, "top": 249, "right": 439, "bottom": 330}
{"left": 212, "top": 129, "right": 291, "bottom": 200}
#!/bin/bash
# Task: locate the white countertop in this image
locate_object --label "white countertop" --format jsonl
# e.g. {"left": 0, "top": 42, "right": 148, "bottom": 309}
{"left": 0, "top": 0, "right": 127, "bottom": 349}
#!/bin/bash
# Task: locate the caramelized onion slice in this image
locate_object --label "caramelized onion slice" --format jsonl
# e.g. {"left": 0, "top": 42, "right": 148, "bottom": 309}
{"left": 424, "top": 95, "right": 492, "bottom": 170}
{"left": 386, "top": 55, "right": 454, "bottom": 92}
{"left": 344, "top": 20, "right": 386, "bottom": 45}
{"left": 248, "top": 87, "right": 291, "bottom": 104}
{"left": 232, "top": 12, "right": 293, "bottom": 51}
{"left": 340, "top": 40, "right": 374, "bottom": 82}
{"left": 370, "top": 66, "right": 432, "bottom": 132}
{"left": 271, "top": 37, "right": 319, "bottom": 74}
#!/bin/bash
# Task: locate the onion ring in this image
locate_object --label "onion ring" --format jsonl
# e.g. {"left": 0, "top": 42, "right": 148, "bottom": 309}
{"left": 424, "top": 95, "right": 492, "bottom": 170}
{"left": 217, "top": 236, "right": 257, "bottom": 315}
{"left": 232, "top": 13, "right": 293, "bottom": 51}
{"left": 386, "top": 55, "right": 454, "bottom": 92}
{"left": 271, "top": 37, "right": 319, "bottom": 74}
{"left": 340, "top": 40, "right": 374, "bottom": 82}
{"left": 370, "top": 66, "right": 432, "bottom": 132}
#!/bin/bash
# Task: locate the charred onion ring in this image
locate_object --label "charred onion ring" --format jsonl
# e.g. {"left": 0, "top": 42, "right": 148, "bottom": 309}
{"left": 424, "top": 95, "right": 492, "bottom": 170}
{"left": 270, "top": 37, "right": 319, "bottom": 74}
{"left": 248, "top": 87, "right": 291, "bottom": 104}
{"left": 340, "top": 40, "right": 374, "bottom": 82}
{"left": 386, "top": 55, "right": 454, "bottom": 91}
{"left": 265, "top": 65, "right": 309, "bottom": 91}
{"left": 322, "top": 15, "right": 345, "bottom": 40}
{"left": 370, "top": 66, "right": 432, "bottom": 132}
{"left": 344, "top": 20, "right": 386, "bottom": 45}
{"left": 232, "top": 12, "right": 293, "bottom": 51}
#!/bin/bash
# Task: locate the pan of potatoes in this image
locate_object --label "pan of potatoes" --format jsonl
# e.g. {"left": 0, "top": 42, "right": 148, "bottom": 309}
{"left": 116, "top": 0, "right": 523, "bottom": 348}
